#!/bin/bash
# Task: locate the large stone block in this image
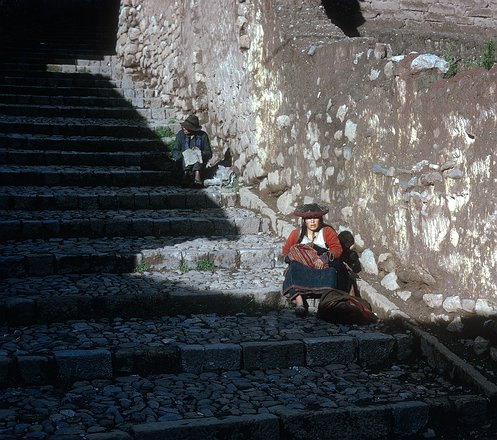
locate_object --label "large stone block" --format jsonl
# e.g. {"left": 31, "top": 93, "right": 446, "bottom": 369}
{"left": 18, "top": 355, "right": 55, "bottom": 385}
{"left": 131, "top": 414, "right": 280, "bottom": 440}
{"left": 391, "top": 401, "right": 429, "bottom": 436}
{"left": 86, "top": 431, "right": 131, "bottom": 440}
{"left": 204, "top": 343, "right": 242, "bottom": 372}
{"left": 276, "top": 405, "right": 390, "bottom": 440}
{"left": 304, "top": 336, "right": 356, "bottom": 366}
{"left": 451, "top": 395, "right": 488, "bottom": 426}
{"left": 0, "top": 256, "right": 25, "bottom": 278}
{"left": 27, "top": 254, "right": 54, "bottom": 276}
{"left": 179, "top": 343, "right": 242, "bottom": 374}
{"left": 190, "top": 218, "right": 215, "bottom": 235}
{"left": 239, "top": 248, "right": 275, "bottom": 269}
{"left": 356, "top": 333, "right": 395, "bottom": 367}
{"left": 5, "top": 297, "right": 36, "bottom": 324}
{"left": 236, "top": 217, "right": 261, "bottom": 235}
{"left": 0, "top": 356, "right": 16, "bottom": 387}
{"left": 55, "top": 254, "right": 90, "bottom": 274}
{"left": 241, "top": 341, "right": 304, "bottom": 370}
{"left": 114, "top": 346, "right": 181, "bottom": 376}
{"left": 54, "top": 349, "right": 112, "bottom": 382}
{"left": 209, "top": 249, "right": 237, "bottom": 269}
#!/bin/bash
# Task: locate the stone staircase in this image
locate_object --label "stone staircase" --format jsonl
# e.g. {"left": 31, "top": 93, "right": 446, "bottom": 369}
{"left": 0, "top": 7, "right": 493, "bottom": 440}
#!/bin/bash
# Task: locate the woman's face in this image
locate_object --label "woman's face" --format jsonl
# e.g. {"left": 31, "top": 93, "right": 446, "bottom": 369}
{"left": 304, "top": 217, "right": 321, "bottom": 231}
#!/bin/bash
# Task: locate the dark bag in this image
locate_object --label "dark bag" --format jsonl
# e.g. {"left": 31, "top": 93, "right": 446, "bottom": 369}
{"left": 317, "top": 288, "right": 378, "bottom": 325}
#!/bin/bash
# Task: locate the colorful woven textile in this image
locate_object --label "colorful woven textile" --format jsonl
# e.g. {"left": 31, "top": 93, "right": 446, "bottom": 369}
{"left": 286, "top": 244, "right": 321, "bottom": 268}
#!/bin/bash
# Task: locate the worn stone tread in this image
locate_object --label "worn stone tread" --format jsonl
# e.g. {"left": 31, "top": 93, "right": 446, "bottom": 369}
{"left": 0, "top": 94, "right": 127, "bottom": 107}
{"left": 0, "top": 133, "right": 164, "bottom": 151}
{"left": 0, "top": 73, "right": 115, "bottom": 87}
{"left": 0, "top": 185, "right": 237, "bottom": 210}
{"left": 0, "top": 267, "right": 284, "bottom": 324}
{"left": 0, "top": 103, "right": 138, "bottom": 118}
{"left": 0, "top": 165, "right": 174, "bottom": 186}
{"left": 0, "top": 233, "right": 284, "bottom": 278}
{"left": 0, "top": 207, "right": 268, "bottom": 240}
{"left": 0, "top": 359, "right": 483, "bottom": 439}
{"left": 0, "top": 309, "right": 416, "bottom": 386}
{"left": 0, "top": 148, "right": 165, "bottom": 167}
{"left": 0, "top": 84, "right": 122, "bottom": 97}
{"left": 0, "top": 117, "right": 155, "bottom": 138}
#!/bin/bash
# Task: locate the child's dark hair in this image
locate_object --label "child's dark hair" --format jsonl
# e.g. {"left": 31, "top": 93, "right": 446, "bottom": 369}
{"left": 338, "top": 230, "right": 354, "bottom": 249}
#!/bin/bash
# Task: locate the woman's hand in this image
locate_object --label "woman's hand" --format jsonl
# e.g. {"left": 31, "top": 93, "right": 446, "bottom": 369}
{"left": 314, "top": 259, "right": 325, "bottom": 269}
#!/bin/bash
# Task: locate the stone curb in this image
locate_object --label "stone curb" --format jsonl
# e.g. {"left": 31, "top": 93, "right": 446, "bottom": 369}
{"left": 0, "top": 168, "right": 174, "bottom": 187}
{"left": 0, "top": 211, "right": 266, "bottom": 241}
{"left": 0, "top": 134, "right": 162, "bottom": 151}
{"left": 131, "top": 414, "right": 279, "bottom": 440}
{"left": 126, "top": 396, "right": 485, "bottom": 440}
{"left": 1, "top": 288, "right": 283, "bottom": 326}
{"left": 404, "top": 321, "right": 497, "bottom": 405}
{"left": 0, "top": 334, "right": 412, "bottom": 387}
{"left": 0, "top": 246, "right": 280, "bottom": 279}
{"left": 0, "top": 187, "right": 238, "bottom": 211}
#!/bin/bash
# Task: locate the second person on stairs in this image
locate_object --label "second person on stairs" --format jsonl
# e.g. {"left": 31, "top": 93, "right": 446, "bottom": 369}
{"left": 171, "top": 114, "right": 212, "bottom": 187}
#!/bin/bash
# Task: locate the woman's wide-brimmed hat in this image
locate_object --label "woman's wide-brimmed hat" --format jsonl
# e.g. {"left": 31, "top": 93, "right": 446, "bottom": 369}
{"left": 292, "top": 203, "right": 329, "bottom": 219}
{"left": 181, "top": 115, "right": 202, "bottom": 132}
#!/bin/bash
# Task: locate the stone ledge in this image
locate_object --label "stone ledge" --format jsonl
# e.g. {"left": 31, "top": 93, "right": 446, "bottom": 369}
{"left": 0, "top": 334, "right": 412, "bottom": 387}
{"left": 126, "top": 395, "right": 487, "bottom": 440}
{"left": 131, "top": 414, "right": 280, "bottom": 440}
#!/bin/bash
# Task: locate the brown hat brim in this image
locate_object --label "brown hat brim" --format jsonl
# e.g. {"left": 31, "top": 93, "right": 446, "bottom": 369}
{"left": 292, "top": 210, "right": 328, "bottom": 218}
{"left": 292, "top": 202, "right": 329, "bottom": 218}
{"left": 181, "top": 121, "right": 202, "bottom": 132}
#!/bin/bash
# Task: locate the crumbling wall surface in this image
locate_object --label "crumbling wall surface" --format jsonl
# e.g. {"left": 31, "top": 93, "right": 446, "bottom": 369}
{"left": 113, "top": 0, "right": 497, "bottom": 314}
{"left": 348, "top": 61, "right": 497, "bottom": 303}
{"left": 361, "top": 0, "right": 497, "bottom": 34}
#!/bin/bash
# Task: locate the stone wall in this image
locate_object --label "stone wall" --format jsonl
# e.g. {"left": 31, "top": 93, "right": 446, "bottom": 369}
{"left": 361, "top": 0, "right": 497, "bottom": 34}
{"left": 357, "top": 0, "right": 497, "bottom": 60}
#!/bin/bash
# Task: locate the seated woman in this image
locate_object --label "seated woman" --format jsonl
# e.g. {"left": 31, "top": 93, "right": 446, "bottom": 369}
{"left": 170, "top": 115, "right": 212, "bottom": 186}
{"left": 282, "top": 203, "right": 348, "bottom": 317}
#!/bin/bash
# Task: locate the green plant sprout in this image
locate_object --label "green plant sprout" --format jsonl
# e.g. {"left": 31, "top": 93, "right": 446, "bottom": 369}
{"left": 196, "top": 257, "right": 216, "bottom": 273}
{"left": 134, "top": 261, "right": 150, "bottom": 273}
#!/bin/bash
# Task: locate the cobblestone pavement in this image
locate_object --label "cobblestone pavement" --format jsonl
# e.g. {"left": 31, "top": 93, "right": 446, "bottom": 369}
{"left": 0, "top": 359, "right": 471, "bottom": 439}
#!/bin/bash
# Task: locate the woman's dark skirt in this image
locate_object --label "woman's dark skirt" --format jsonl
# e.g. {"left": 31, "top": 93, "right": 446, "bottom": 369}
{"left": 283, "top": 260, "right": 348, "bottom": 301}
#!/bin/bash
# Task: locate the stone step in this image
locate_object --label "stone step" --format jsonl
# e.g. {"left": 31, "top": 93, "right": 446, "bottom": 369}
{"left": 0, "top": 207, "right": 267, "bottom": 241}
{"left": 1, "top": 53, "right": 113, "bottom": 65}
{"left": 0, "top": 233, "right": 283, "bottom": 278}
{"left": 0, "top": 84, "right": 121, "bottom": 97}
{"left": 0, "top": 104, "right": 138, "bottom": 119}
{"left": 4, "top": 38, "right": 115, "bottom": 52}
{"left": 0, "top": 118, "right": 154, "bottom": 138}
{"left": 0, "top": 268, "right": 284, "bottom": 325}
{"left": 0, "top": 311, "right": 412, "bottom": 386}
{"left": 0, "top": 186, "right": 236, "bottom": 211}
{"left": 0, "top": 149, "right": 170, "bottom": 167}
{"left": 0, "top": 94, "right": 127, "bottom": 107}
{"left": 0, "top": 133, "right": 164, "bottom": 151}
{"left": 0, "top": 339, "right": 486, "bottom": 440}
{"left": 0, "top": 72, "right": 115, "bottom": 88}
{"left": 0, "top": 165, "right": 175, "bottom": 187}
{"left": 0, "top": 62, "right": 55, "bottom": 72}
